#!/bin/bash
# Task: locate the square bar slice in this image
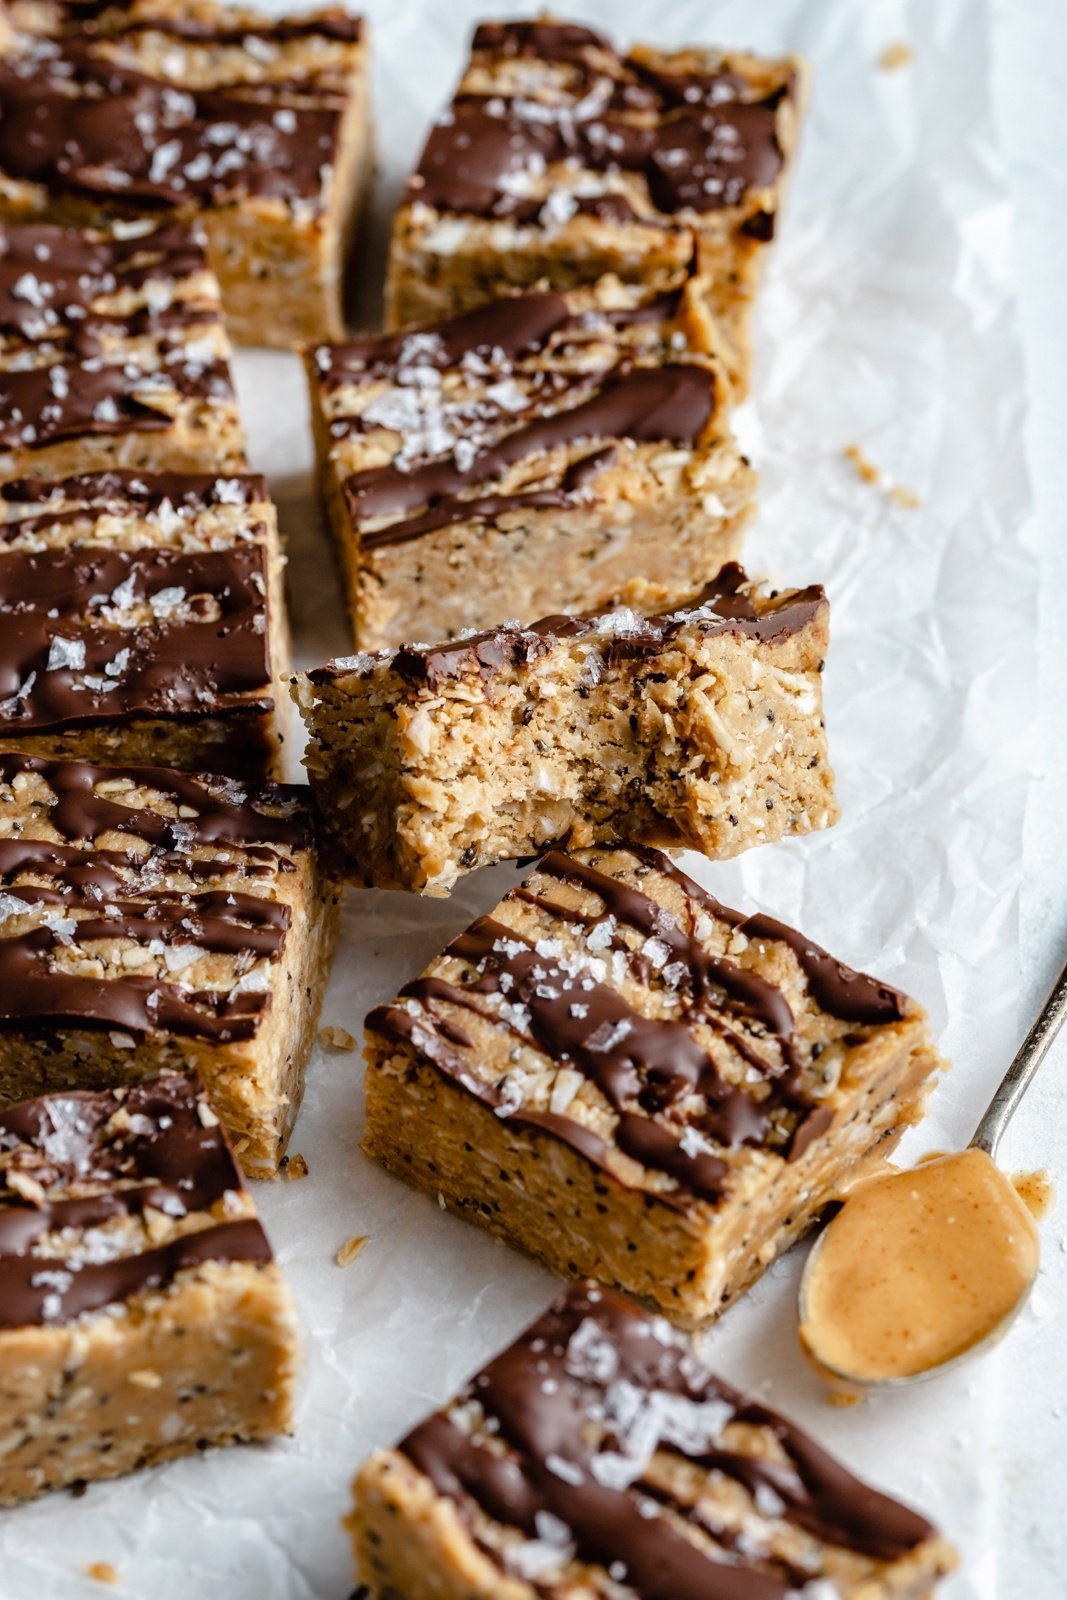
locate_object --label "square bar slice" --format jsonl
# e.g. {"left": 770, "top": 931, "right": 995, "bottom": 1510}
{"left": 0, "top": 470, "right": 290, "bottom": 778}
{"left": 0, "top": 752, "right": 341, "bottom": 1175}
{"left": 364, "top": 843, "right": 942, "bottom": 1322}
{"left": 0, "top": 219, "right": 245, "bottom": 478}
{"left": 351, "top": 1281, "right": 957, "bottom": 1600}
{"left": 295, "top": 564, "right": 837, "bottom": 894}
{"left": 0, "top": 3, "right": 372, "bottom": 347}
{"left": 0, "top": 1070, "right": 299, "bottom": 1506}
{"left": 385, "top": 18, "right": 805, "bottom": 393}
{"left": 308, "top": 277, "right": 755, "bottom": 649}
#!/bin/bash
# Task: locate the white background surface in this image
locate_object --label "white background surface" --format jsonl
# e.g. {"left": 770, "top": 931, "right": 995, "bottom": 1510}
{"left": 0, "top": 1, "right": 1064, "bottom": 1596}
{"left": 990, "top": 1, "right": 1067, "bottom": 1592}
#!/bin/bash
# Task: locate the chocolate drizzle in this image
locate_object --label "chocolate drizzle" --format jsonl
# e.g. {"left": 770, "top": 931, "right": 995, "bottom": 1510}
{"left": 0, "top": 221, "right": 209, "bottom": 337}
{"left": 344, "top": 363, "right": 716, "bottom": 530}
{"left": 367, "top": 844, "right": 910, "bottom": 1207}
{"left": 0, "top": 543, "right": 272, "bottom": 731}
{"left": 317, "top": 291, "right": 575, "bottom": 386}
{"left": 0, "top": 754, "right": 309, "bottom": 1041}
{"left": 0, "top": 30, "right": 351, "bottom": 212}
{"left": 0, "top": 1072, "right": 272, "bottom": 1328}
{"left": 0, "top": 469, "right": 266, "bottom": 519}
{"left": 407, "top": 21, "right": 790, "bottom": 224}
{"left": 311, "top": 564, "right": 824, "bottom": 691}
{"left": 355, "top": 447, "right": 617, "bottom": 551}
{"left": 0, "top": 220, "right": 235, "bottom": 452}
{"left": 399, "top": 1282, "right": 938, "bottom": 1594}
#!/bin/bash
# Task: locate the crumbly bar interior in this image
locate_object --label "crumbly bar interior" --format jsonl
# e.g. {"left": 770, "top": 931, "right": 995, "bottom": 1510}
{"left": 0, "top": 3, "right": 372, "bottom": 348}
{"left": 0, "top": 1072, "right": 298, "bottom": 1506}
{"left": 295, "top": 568, "right": 838, "bottom": 894}
{"left": 363, "top": 844, "right": 942, "bottom": 1322}
{"left": 350, "top": 1280, "right": 957, "bottom": 1599}
{"left": 0, "top": 753, "right": 340, "bottom": 1175}
{"left": 0, "top": 470, "right": 291, "bottom": 777}
{"left": 308, "top": 277, "right": 755, "bottom": 649}
{"left": 385, "top": 19, "right": 804, "bottom": 391}
{"left": 0, "top": 219, "right": 245, "bottom": 479}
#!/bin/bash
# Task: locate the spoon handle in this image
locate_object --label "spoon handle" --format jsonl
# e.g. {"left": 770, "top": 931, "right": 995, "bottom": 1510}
{"left": 970, "top": 951, "right": 1067, "bottom": 1157}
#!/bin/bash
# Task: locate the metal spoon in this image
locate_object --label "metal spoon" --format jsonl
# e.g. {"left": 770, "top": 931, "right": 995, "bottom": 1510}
{"left": 798, "top": 951, "right": 1067, "bottom": 1389}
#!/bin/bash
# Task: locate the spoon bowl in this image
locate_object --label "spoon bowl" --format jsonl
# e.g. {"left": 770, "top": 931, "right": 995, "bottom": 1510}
{"left": 797, "top": 1211, "right": 1038, "bottom": 1393}
{"left": 795, "top": 954, "right": 1067, "bottom": 1392}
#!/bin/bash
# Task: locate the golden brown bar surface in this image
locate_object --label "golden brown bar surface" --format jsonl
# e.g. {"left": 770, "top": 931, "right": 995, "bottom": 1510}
{"left": 350, "top": 1280, "right": 957, "bottom": 1599}
{"left": 307, "top": 276, "right": 755, "bottom": 649}
{"left": 0, "top": 470, "right": 292, "bottom": 777}
{"left": 386, "top": 18, "right": 805, "bottom": 392}
{"left": 0, "top": 2, "right": 372, "bottom": 347}
{"left": 294, "top": 565, "right": 838, "bottom": 894}
{"left": 0, "top": 1071, "right": 299, "bottom": 1507}
{"left": 363, "top": 844, "right": 942, "bottom": 1323}
{"left": 0, "top": 752, "right": 340, "bottom": 1174}
{"left": 0, "top": 218, "right": 244, "bottom": 478}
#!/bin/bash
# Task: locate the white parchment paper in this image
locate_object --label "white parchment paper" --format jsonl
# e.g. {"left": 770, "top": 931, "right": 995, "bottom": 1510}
{"left": 0, "top": 0, "right": 1036, "bottom": 1595}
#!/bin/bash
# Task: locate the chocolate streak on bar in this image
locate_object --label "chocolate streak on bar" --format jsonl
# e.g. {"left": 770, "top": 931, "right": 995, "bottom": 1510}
{"left": 410, "top": 86, "right": 784, "bottom": 220}
{"left": 345, "top": 363, "right": 715, "bottom": 526}
{"left": 0, "top": 1217, "right": 270, "bottom": 1328}
{"left": 2, "top": 884, "right": 288, "bottom": 954}
{"left": 90, "top": 11, "right": 364, "bottom": 44}
{"left": 471, "top": 20, "right": 612, "bottom": 60}
{"left": 314, "top": 564, "right": 823, "bottom": 691}
{"left": 317, "top": 291, "right": 574, "bottom": 384}
{"left": 0, "top": 43, "right": 344, "bottom": 210}
{"left": 0, "top": 1074, "right": 246, "bottom": 1247}
{"left": 0, "top": 755, "right": 306, "bottom": 1037}
{"left": 0, "top": 469, "right": 266, "bottom": 523}
{"left": 0, "top": 752, "right": 308, "bottom": 852}
{"left": 317, "top": 283, "right": 688, "bottom": 387}
{"left": 0, "top": 544, "right": 272, "bottom": 731}
{"left": 402, "top": 1284, "right": 936, "bottom": 1594}
{"left": 0, "top": 363, "right": 231, "bottom": 453}
{"left": 0, "top": 221, "right": 210, "bottom": 338}
{"left": 623, "top": 844, "right": 908, "bottom": 1026}
{"left": 353, "top": 447, "right": 616, "bottom": 550}
{"left": 0, "top": 836, "right": 276, "bottom": 888}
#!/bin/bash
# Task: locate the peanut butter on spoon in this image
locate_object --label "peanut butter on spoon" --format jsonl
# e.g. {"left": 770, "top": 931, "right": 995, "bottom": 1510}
{"left": 799, "top": 953, "right": 1067, "bottom": 1390}
{"left": 799, "top": 1148, "right": 1040, "bottom": 1382}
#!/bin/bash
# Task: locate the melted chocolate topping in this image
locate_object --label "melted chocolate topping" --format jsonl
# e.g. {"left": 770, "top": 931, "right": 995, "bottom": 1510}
{"left": 0, "top": 1072, "right": 271, "bottom": 1328}
{"left": 354, "top": 447, "right": 616, "bottom": 552}
{"left": 0, "top": 469, "right": 266, "bottom": 517}
{"left": 400, "top": 1282, "right": 938, "bottom": 1592}
{"left": 0, "top": 220, "right": 209, "bottom": 336}
{"left": 0, "top": 220, "right": 235, "bottom": 451}
{"left": 0, "top": 30, "right": 349, "bottom": 211}
{"left": 367, "top": 843, "right": 908, "bottom": 1207}
{"left": 623, "top": 844, "right": 908, "bottom": 1026}
{"left": 0, "top": 754, "right": 309, "bottom": 1041}
{"left": 317, "top": 291, "right": 575, "bottom": 386}
{"left": 85, "top": 9, "right": 364, "bottom": 45}
{"left": 0, "top": 543, "right": 272, "bottom": 731}
{"left": 343, "top": 363, "right": 716, "bottom": 530}
{"left": 311, "top": 564, "right": 823, "bottom": 691}
{"left": 408, "top": 21, "right": 789, "bottom": 223}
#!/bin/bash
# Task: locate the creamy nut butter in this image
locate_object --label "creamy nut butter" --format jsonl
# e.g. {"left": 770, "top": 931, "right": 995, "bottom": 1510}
{"left": 800, "top": 1148, "right": 1040, "bottom": 1382}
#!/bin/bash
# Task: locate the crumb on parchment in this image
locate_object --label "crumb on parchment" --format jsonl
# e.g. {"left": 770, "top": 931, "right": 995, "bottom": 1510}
{"left": 319, "top": 1025, "right": 357, "bottom": 1050}
{"left": 878, "top": 41, "right": 915, "bottom": 70}
{"left": 337, "top": 1234, "right": 369, "bottom": 1266}
{"left": 843, "top": 443, "right": 881, "bottom": 484}
{"left": 84, "top": 1564, "right": 119, "bottom": 1585}
{"left": 843, "top": 445, "right": 922, "bottom": 509}
{"left": 279, "top": 1152, "right": 309, "bottom": 1180}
